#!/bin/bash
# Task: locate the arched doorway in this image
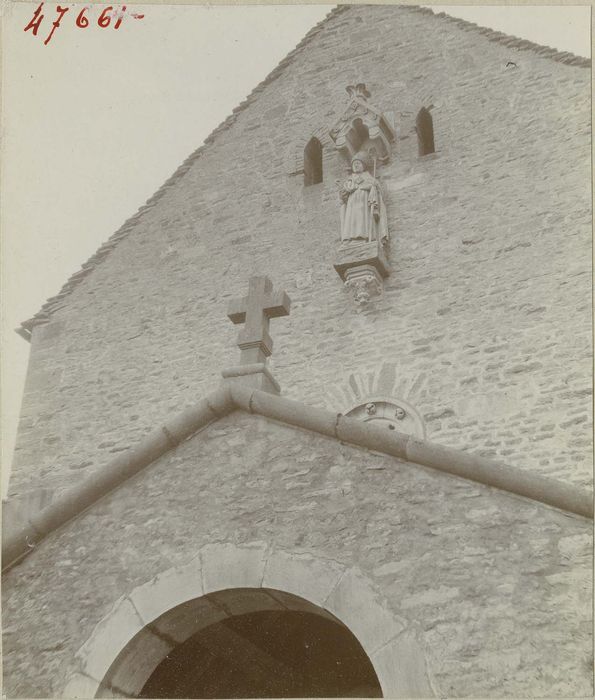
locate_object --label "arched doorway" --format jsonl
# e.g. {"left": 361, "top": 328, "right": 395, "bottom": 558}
{"left": 67, "top": 544, "right": 434, "bottom": 698}
{"left": 100, "top": 588, "right": 382, "bottom": 698}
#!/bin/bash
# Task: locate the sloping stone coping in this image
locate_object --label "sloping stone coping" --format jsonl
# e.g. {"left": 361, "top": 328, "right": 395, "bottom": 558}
{"left": 62, "top": 543, "right": 435, "bottom": 698}
{"left": 3, "top": 385, "right": 592, "bottom": 572}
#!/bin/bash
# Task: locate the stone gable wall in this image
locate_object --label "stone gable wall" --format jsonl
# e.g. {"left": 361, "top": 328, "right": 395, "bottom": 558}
{"left": 10, "top": 4, "right": 592, "bottom": 501}
{"left": 2, "top": 413, "right": 592, "bottom": 697}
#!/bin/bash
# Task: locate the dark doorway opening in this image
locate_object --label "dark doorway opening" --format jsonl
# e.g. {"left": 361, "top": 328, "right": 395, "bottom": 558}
{"left": 99, "top": 588, "right": 383, "bottom": 699}
{"left": 140, "top": 607, "right": 382, "bottom": 698}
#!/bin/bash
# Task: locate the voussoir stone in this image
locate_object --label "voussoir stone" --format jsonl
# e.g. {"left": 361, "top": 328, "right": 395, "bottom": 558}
{"left": 324, "top": 567, "right": 406, "bottom": 655}
{"left": 262, "top": 549, "right": 345, "bottom": 607}
{"left": 75, "top": 596, "right": 143, "bottom": 683}
{"left": 200, "top": 541, "right": 268, "bottom": 593}
{"left": 127, "top": 557, "right": 203, "bottom": 625}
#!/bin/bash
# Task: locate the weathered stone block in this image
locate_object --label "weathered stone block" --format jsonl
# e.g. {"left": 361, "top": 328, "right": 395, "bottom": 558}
{"left": 62, "top": 672, "right": 100, "bottom": 699}
{"left": 221, "top": 363, "right": 280, "bottom": 394}
{"left": 75, "top": 596, "right": 143, "bottom": 682}
{"left": 128, "top": 557, "right": 203, "bottom": 625}
{"left": 150, "top": 597, "right": 226, "bottom": 645}
{"left": 200, "top": 541, "right": 268, "bottom": 593}
{"left": 262, "top": 549, "right": 345, "bottom": 607}
{"left": 371, "top": 630, "right": 435, "bottom": 698}
{"left": 333, "top": 239, "right": 390, "bottom": 281}
{"left": 324, "top": 567, "right": 405, "bottom": 654}
{"left": 103, "top": 627, "right": 173, "bottom": 697}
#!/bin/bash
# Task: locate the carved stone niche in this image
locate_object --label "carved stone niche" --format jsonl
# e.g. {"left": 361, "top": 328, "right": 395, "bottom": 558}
{"left": 329, "top": 84, "right": 396, "bottom": 165}
{"left": 333, "top": 240, "right": 390, "bottom": 305}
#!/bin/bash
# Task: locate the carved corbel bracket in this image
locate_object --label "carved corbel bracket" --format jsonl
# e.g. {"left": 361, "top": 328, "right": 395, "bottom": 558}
{"left": 329, "top": 84, "right": 396, "bottom": 165}
{"left": 345, "top": 268, "right": 382, "bottom": 305}
{"left": 333, "top": 240, "right": 390, "bottom": 305}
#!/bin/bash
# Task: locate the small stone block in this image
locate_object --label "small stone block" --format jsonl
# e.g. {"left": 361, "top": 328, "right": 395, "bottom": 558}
{"left": 221, "top": 363, "right": 280, "bottom": 394}
{"left": 333, "top": 240, "right": 390, "bottom": 281}
{"left": 150, "top": 597, "right": 226, "bottom": 645}
{"left": 324, "top": 568, "right": 404, "bottom": 655}
{"left": 207, "top": 588, "right": 285, "bottom": 616}
{"left": 105, "top": 627, "right": 173, "bottom": 697}
{"left": 201, "top": 541, "right": 268, "bottom": 594}
{"left": 128, "top": 557, "right": 203, "bottom": 626}
{"left": 62, "top": 672, "right": 101, "bottom": 698}
{"left": 370, "top": 630, "right": 434, "bottom": 698}
{"left": 262, "top": 550, "right": 345, "bottom": 608}
{"left": 75, "top": 596, "right": 143, "bottom": 682}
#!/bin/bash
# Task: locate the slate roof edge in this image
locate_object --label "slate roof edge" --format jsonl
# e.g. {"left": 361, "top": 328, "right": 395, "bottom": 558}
{"left": 3, "top": 385, "right": 592, "bottom": 573}
{"left": 17, "top": 5, "right": 590, "bottom": 340}
{"left": 408, "top": 5, "right": 590, "bottom": 68}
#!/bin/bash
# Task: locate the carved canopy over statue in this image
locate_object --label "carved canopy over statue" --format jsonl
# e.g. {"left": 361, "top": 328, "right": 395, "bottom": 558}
{"left": 339, "top": 153, "right": 389, "bottom": 245}
{"left": 329, "top": 83, "right": 395, "bottom": 164}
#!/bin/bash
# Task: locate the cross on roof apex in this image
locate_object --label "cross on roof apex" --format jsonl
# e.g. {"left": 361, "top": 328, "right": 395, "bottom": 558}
{"left": 227, "top": 276, "right": 291, "bottom": 366}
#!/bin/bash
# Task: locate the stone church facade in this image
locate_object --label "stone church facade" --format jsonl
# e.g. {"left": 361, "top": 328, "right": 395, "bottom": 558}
{"left": 3, "top": 5, "right": 592, "bottom": 698}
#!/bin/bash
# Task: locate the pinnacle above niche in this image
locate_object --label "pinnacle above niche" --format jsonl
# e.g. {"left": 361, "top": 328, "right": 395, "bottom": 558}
{"left": 346, "top": 83, "right": 371, "bottom": 101}
{"left": 329, "top": 83, "right": 396, "bottom": 165}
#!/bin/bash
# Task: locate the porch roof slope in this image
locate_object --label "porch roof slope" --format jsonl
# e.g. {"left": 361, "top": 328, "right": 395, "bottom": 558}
{"left": 3, "top": 384, "right": 592, "bottom": 573}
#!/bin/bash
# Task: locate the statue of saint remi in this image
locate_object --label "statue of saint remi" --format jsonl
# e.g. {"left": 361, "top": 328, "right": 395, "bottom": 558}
{"left": 339, "top": 152, "right": 389, "bottom": 245}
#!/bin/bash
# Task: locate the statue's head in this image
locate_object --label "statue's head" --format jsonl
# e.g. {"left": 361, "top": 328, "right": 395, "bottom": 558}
{"left": 352, "top": 158, "right": 365, "bottom": 173}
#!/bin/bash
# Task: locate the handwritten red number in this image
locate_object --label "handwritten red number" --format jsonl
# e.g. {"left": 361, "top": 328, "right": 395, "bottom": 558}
{"left": 26, "top": 3, "right": 141, "bottom": 44}
{"left": 43, "top": 5, "right": 69, "bottom": 45}
{"left": 113, "top": 5, "right": 125, "bottom": 30}
{"left": 24, "top": 2, "right": 44, "bottom": 35}
{"left": 76, "top": 7, "right": 89, "bottom": 28}
{"left": 98, "top": 6, "right": 113, "bottom": 28}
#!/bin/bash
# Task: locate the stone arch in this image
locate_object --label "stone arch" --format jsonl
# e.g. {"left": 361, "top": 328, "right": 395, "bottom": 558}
{"left": 64, "top": 542, "right": 435, "bottom": 698}
{"left": 104, "top": 589, "right": 384, "bottom": 698}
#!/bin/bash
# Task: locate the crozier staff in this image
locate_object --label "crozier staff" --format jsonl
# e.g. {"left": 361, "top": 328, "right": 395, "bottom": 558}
{"left": 339, "top": 153, "right": 388, "bottom": 244}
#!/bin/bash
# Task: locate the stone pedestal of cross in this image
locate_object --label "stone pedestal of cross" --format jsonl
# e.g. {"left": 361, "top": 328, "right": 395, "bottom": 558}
{"left": 221, "top": 276, "right": 291, "bottom": 395}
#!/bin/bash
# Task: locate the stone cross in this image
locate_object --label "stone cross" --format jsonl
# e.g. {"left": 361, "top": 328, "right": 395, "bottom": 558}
{"left": 227, "top": 276, "right": 291, "bottom": 365}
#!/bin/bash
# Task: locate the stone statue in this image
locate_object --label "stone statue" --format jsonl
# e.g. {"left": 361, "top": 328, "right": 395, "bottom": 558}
{"left": 339, "top": 153, "right": 389, "bottom": 245}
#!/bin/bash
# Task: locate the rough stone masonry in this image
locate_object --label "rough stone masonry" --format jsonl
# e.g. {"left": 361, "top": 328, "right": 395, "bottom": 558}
{"left": 10, "top": 5, "right": 591, "bottom": 501}
{"left": 3, "top": 4, "right": 592, "bottom": 699}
